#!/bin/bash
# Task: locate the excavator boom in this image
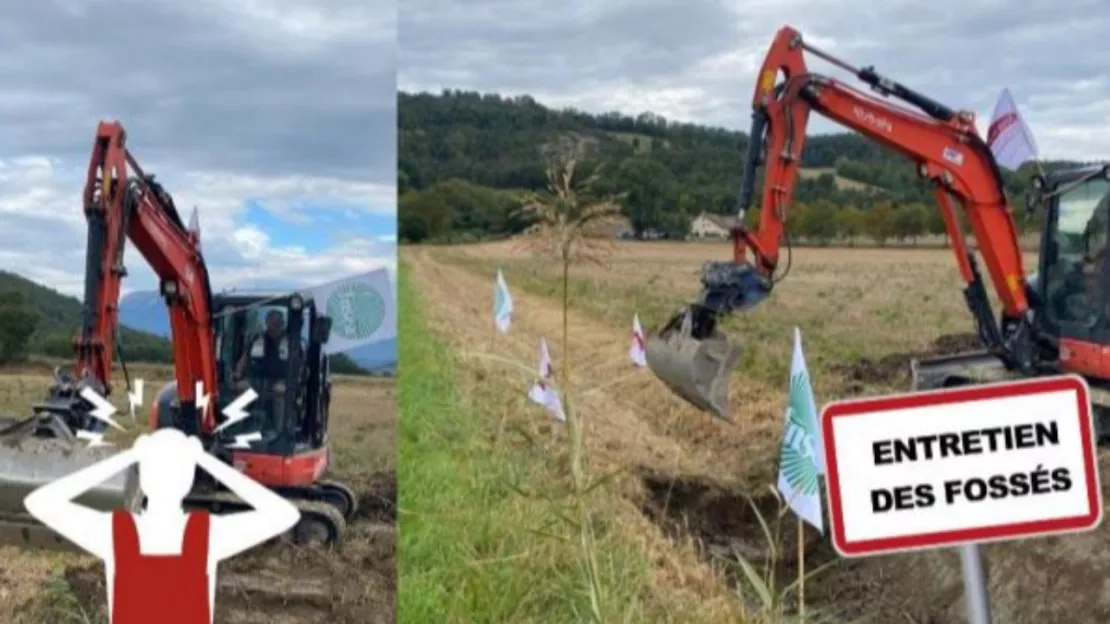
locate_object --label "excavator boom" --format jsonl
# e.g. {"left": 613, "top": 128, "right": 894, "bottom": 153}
{"left": 647, "top": 25, "right": 1038, "bottom": 419}
{"left": 0, "top": 121, "right": 221, "bottom": 549}
{"left": 76, "top": 121, "right": 219, "bottom": 435}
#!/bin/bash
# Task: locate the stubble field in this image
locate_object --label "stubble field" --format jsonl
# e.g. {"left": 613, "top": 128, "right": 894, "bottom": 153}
{"left": 0, "top": 362, "right": 396, "bottom": 624}
{"left": 400, "top": 240, "right": 1110, "bottom": 624}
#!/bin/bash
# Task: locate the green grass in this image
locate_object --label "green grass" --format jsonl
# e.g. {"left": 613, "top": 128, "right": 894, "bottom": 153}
{"left": 396, "top": 262, "right": 657, "bottom": 623}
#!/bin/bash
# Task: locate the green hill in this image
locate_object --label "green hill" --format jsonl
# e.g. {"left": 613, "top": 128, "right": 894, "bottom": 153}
{"left": 398, "top": 89, "right": 1088, "bottom": 242}
{"left": 0, "top": 269, "right": 172, "bottom": 364}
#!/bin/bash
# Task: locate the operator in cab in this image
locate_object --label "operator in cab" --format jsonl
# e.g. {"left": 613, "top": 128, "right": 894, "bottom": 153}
{"left": 233, "top": 309, "right": 290, "bottom": 382}
{"left": 1054, "top": 187, "right": 1110, "bottom": 323}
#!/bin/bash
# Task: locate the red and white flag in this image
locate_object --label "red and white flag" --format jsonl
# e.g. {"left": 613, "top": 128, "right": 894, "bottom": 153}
{"left": 527, "top": 339, "right": 566, "bottom": 421}
{"left": 987, "top": 88, "right": 1039, "bottom": 171}
{"left": 629, "top": 314, "right": 647, "bottom": 367}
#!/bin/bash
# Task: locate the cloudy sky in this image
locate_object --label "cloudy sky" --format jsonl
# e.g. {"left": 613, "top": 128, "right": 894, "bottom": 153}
{"left": 400, "top": 0, "right": 1110, "bottom": 161}
{"left": 0, "top": 0, "right": 396, "bottom": 297}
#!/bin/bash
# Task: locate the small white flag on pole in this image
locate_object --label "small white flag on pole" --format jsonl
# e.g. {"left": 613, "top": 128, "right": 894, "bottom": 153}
{"left": 629, "top": 314, "right": 647, "bottom": 367}
{"left": 527, "top": 339, "right": 565, "bottom": 422}
{"left": 188, "top": 206, "right": 202, "bottom": 251}
{"left": 776, "top": 328, "right": 825, "bottom": 533}
{"left": 987, "top": 88, "right": 1039, "bottom": 171}
{"left": 494, "top": 269, "right": 513, "bottom": 334}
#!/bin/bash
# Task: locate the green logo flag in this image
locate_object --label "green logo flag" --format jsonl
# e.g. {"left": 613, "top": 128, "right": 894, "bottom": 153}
{"left": 306, "top": 267, "right": 395, "bottom": 354}
{"left": 776, "top": 327, "right": 825, "bottom": 533}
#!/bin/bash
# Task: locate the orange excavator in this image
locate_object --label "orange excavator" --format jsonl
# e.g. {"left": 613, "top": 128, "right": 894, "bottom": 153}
{"left": 0, "top": 121, "right": 356, "bottom": 548}
{"left": 646, "top": 25, "right": 1110, "bottom": 434}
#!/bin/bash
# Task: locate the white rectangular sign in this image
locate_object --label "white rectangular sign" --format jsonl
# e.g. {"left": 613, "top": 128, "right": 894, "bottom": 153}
{"left": 821, "top": 375, "right": 1101, "bottom": 557}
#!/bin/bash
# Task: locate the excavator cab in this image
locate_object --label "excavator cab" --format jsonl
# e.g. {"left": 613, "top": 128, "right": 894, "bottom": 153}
{"left": 152, "top": 290, "right": 354, "bottom": 543}
{"left": 207, "top": 292, "right": 333, "bottom": 457}
{"left": 1031, "top": 164, "right": 1110, "bottom": 373}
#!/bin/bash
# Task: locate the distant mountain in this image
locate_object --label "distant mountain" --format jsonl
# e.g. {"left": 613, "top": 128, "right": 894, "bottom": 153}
{"left": 119, "top": 289, "right": 397, "bottom": 371}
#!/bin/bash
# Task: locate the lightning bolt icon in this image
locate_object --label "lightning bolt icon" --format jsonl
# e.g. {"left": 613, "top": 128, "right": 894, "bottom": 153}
{"left": 215, "top": 388, "right": 259, "bottom": 450}
{"left": 127, "top": 379, "right": 144, "bottom": 420}
{"left": 226, "top": 431, "right": 263, "bottom": 449}
{"left": 76, "top": 430, "right": 113, "bottom": 448}
{"left": 195, "top": 381, "right": 211, "bottom": 420}
{"left": 76, "top": 386, "right": 125, "bottom": 448}
{"left": 80, "top": 387, "right": 125, "bottom": 432}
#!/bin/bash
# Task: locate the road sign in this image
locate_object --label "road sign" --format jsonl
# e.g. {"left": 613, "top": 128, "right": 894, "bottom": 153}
{"left": 821, "top": 374, "right": 1101, "bottom": 558}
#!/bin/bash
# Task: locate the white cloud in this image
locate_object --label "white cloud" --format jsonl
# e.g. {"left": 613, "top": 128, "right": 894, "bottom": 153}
{"left": 0, "top": 157, "right": 395, "bottom": 298}
{"left": 0, "top": 0, "right": 397, "bottom": 300}
{"left": 399, "top": 0, "right": 1110, "bottom": 161}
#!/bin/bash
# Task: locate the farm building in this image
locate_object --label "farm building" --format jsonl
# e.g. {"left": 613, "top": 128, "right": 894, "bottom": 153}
{"left": 689, "top": 212, "right": 738, "bottom": 238}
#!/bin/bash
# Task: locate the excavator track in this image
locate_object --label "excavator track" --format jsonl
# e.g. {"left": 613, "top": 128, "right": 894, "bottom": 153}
{"left": 180, "top": 481, "right": 353, "bottom": 546}
{"left": 289, "top": 500, "right": 346, "bottom": 546}
{"left": 301, "top": 479, "right": 358, "bottom": 520}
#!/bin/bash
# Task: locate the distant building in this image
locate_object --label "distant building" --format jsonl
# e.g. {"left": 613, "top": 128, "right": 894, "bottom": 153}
{"left": 689, "top": 212, "right": 738, "bottom": 239}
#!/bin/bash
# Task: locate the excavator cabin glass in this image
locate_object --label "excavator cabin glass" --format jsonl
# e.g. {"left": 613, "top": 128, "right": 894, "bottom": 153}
{"left": 1035, "top": 167, "right": 1110, "bottom": 342}
{"left": 211, "top": 294, "right": 331, "bottom": 456}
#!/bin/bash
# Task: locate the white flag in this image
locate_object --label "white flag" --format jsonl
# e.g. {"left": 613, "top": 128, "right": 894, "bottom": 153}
{"left": 527, "top": 339, "right": 565, "bottom": 422}
{"left": 306, "top": 267, "right": 396, "bottom": 354}
{"left": 188, "top": 206, "right": 201, "bottom": 251}
{"left": 776, "top": 327, "right": 825, "bottom": 533}
{"left": 629, "top": 314, "right": 647, "bottom": 367}
{"left": 494, "top": 269, "right": 513, "bottom": 334}
{"left": 987, "top": 88, "right": 1039, "bottom": 171}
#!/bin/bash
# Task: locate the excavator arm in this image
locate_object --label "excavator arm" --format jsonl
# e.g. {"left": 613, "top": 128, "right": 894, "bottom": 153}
{"left": 57, "top": 121, "right": 219, "bottom": 437}
{"left": 646, "top": 25, "right": 1039, "bottom": 419}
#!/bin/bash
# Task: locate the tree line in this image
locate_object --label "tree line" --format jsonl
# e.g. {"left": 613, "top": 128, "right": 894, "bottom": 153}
{"left": 399, "top": 89, "right": 1082, "bottom": 243}
{"left": 740, "top": 199, "right": 1043, "bottom": 247}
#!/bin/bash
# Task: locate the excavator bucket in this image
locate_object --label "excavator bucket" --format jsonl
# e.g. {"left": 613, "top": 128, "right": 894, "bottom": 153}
{"left": 645, "top": 314, "right": 741, "bottom": 420}
{"left": 645, "top": 261, "right": 773, "bottom": 421}
{"left": 0, "top": 408, "right": 139, "bottom": 550}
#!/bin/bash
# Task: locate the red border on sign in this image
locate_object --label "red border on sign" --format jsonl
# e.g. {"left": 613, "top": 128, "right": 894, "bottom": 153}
{"left": 821, "top": 374, "right": 1101, "bottom": 557}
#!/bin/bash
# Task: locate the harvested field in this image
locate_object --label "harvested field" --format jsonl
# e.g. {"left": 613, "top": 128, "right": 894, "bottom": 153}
{"left": 402, "top": 240, "right": 1110, "bottom": 623}
{"left": 0, "top": 362, "right": 395, "bottom": 624}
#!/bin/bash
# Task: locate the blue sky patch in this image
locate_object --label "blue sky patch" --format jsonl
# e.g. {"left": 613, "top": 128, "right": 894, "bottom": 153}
{"left": 243, "top": 200, "right": 395, "bottom": 252}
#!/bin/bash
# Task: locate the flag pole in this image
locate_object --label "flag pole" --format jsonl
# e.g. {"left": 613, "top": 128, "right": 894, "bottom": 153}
{"left": 798, "top": 518, "right": 806, "bottom": 621}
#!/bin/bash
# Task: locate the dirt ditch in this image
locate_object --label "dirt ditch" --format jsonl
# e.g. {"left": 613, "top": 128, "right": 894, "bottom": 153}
{"left": 834, "top": 332, "right": 981, "bottom": 387}
{"left": 631, "top": 331, "right": 988, "bottom": 622}
{"left": 636, "top": 470, "right": 970, "bottom": 622}
{"left": 416, "top": 246, "right": 1110, "bottom": 622}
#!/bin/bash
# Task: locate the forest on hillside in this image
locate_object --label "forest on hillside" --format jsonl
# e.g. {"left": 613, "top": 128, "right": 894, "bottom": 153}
{"left": 0, "top": 270, "right": 174, "bottom": 364}
{"left": 398, "top": 90, "right": 1086, "bottom": 243}
{"left": 0, "top": 271, "right": 366, "bottom": 373}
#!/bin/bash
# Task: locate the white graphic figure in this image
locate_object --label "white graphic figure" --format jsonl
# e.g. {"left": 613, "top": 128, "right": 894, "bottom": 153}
{"left": 24, "top": 428, "right": 301, "bottom": 624}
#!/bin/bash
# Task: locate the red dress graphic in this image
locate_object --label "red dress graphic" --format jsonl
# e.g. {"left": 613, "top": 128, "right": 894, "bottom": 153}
{"left": 110, "top": 510, "right": 211, "bottom": 624}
